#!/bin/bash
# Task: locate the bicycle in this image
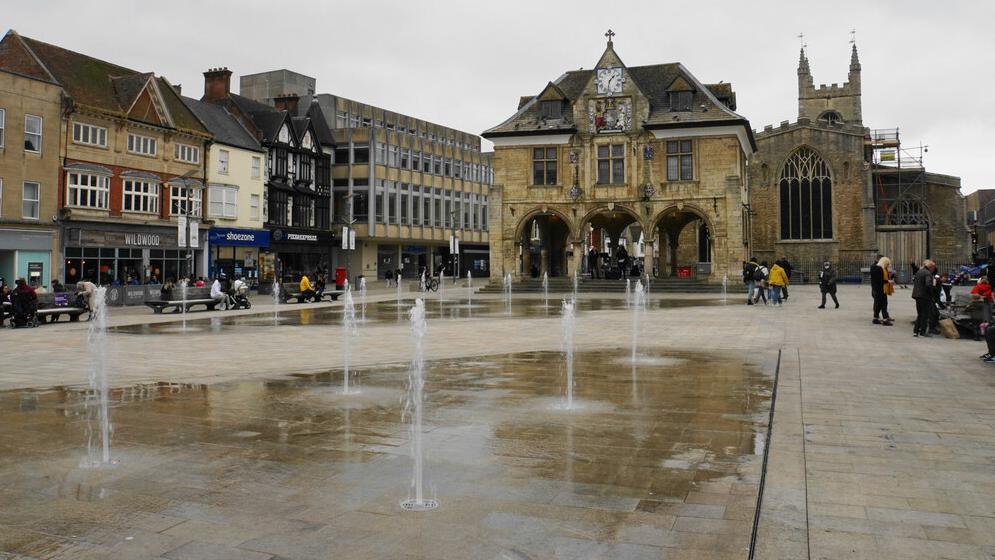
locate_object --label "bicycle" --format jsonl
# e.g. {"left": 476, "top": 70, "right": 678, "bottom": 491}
{"left": 425, "top": 278, "right": 439, "bottom": 292}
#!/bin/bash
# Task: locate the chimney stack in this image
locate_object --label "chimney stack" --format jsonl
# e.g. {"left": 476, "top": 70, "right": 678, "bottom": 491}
{"left": 171, "top": 84, "right": 182, "bottom": 95}
{"left": 273, "top": 93, "right": 300, "bottom": 115}
{"left": 202, "top": 67, "right": 232, "bottom": 102}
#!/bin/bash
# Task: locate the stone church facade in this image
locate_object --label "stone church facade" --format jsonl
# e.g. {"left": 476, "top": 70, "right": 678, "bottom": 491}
{"left": 483, "top": 35, "right": 755, "bottom": 281}
{"left": 749, "top": 44, "right": 967, "bottom": 279}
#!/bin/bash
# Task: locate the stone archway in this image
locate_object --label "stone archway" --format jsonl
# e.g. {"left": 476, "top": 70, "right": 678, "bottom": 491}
{"left": 515, "top": 209, "right": 573, "bottom": 278}
{"left": 578, "top": 205, "right": 644, "bottom": 280}
{"left": 652, "top": 205, "right": 714, "bottom": 278}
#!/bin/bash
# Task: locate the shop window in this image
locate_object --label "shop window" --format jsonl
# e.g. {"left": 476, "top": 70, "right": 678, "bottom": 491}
{"left": 24, "top": 114, "right": 42, "bottom": 152}
{"left": 66, "top": 172, "right": 110, "bottom": 209}
{"left": 123, "top": 180, "right": 160, "bottom": 214}
{"left": 666, "top": 140, "right": 693, "bottom": 181}
{"left": 22, "top": 181, "right": 39, "bottom": 219}
{"left": 269, "top": 189, "right": 288, "bottom": 226}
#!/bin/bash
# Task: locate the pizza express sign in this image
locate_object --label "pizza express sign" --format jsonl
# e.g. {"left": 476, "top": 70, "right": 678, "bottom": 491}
{"left": 271, "top": 229, "right": 320, "bottom": 243}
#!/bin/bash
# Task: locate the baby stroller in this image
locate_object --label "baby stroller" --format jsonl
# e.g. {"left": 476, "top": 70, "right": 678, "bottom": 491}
{"left": 8, "top": 290, "right": 40, "bottom": 328}
{"left": 225, "top": 280, "right": 252, "bottom": 310}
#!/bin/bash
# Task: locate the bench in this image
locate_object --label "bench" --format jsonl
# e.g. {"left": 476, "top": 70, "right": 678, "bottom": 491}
{"left": 279, "top": 288, "right": 342, "bottom": 304}
{"left": 145, "top": 287, "right": 221, "bottom": 314}
{"left": 36, "top": 292, "right": 89, "bottom": 323}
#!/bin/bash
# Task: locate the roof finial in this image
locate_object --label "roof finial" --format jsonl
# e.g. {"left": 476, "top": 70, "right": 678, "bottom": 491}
{"left": 849, "top": 28, "right": 856, "bottom": 45}
{"left": 797, "top": 32, "right": 805, "bottom": 51}
{"left": 605, "top": 29, "right": 615, "bottom": 46}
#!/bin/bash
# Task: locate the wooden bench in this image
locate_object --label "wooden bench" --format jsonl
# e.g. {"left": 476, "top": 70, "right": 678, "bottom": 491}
{"left": 279, "top": 289, "right": 342, "bottom": 304}
{"left": 36, "top": 292, "right": 89, "bottom": 323}
{"left": 145, "top": 287, "right": 221, "bottom": 314}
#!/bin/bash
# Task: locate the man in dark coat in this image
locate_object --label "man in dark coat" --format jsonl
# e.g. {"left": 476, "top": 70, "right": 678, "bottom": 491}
{"left": 817, "top": 261, "right": 839, "bottom": 309}
{"left": 912, "top": 259, "right": 937, "bottom": 337}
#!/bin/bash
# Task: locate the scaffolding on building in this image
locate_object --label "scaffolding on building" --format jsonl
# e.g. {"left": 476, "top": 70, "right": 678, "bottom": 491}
{"left": 869, "top": 128, "right": 929, "bottom": 227}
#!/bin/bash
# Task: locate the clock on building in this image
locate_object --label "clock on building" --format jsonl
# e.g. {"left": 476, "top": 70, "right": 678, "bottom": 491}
{"left": 596, "top": 67, "right": 624, "bottom": 95}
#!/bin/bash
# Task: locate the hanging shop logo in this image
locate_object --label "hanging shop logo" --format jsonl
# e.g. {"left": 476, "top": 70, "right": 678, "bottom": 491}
{"left": 124, "top": 233, "right": 161, "bottom": 247}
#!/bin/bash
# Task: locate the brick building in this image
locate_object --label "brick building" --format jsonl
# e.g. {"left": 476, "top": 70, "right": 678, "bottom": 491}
{"left": 0, "top": 62, "right": 62, "bottom": 288}
{"left": 749, "top": 43, "right": 968, "bottom": 280}
{"left": 0, "top": 30, "right": 213, "bottom": 286}
{"left": 483, "top": 34, "right": 754, "bottom": 281}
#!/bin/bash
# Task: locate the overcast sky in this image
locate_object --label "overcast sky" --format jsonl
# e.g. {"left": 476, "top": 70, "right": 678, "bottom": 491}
{"left": 8, "top": 1, "right": 994, "bottom": 191}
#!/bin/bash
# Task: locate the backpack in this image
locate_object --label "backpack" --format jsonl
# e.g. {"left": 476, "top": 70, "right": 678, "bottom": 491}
{"left": 752, "top": 265, "right": 766, "bottom": 282}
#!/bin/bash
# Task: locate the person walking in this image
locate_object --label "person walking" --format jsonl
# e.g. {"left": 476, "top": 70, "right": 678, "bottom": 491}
{"left": 753, "top": 261, "right": 770, "bottom": 305}
{"left": 743, "top": 257, "right": 760, "bottom": 305}
{"left": 817, "top": 261, "right": 839, "bottom": 309}
{"left": 911, "top": 259, "right": 937, "bottom": 337}
{"left": 779, "top": 258, "right": 794, "bottom": 301}
{"left": 870, "top": 256, "right": 894, "bottom": 326}
{"left": 767, "top": 261, "right": 788, "bottom": 306}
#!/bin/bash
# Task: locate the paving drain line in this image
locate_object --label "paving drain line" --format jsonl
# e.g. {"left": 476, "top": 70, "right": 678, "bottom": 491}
{"left": 747, "top": 348, "right": 782, "bottom": 560}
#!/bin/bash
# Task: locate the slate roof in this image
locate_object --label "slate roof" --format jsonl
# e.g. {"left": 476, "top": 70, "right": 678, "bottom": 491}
{"left": 0, "top": 31, "right": 208, "bottom": 136}
{"left": 483, "top": 62, "right": 750, "bottom": 139}
{"left": 182, "top": 96, "right": 263, "bottom": 152}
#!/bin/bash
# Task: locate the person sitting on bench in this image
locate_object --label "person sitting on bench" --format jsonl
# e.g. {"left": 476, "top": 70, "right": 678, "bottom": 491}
{"left": 300, "top": 274, "right": 317, "bottom": 302}
{"left": 210, "top": 275, "right": 226, "bottom": 307}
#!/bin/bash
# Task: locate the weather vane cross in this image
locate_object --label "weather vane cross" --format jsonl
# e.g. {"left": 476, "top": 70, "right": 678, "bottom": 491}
{"left": 797, "top": 32, "right": 805, "bottom": 49}
{"left": 605, "top": 29, "right": 615, "bottom": 43}
{"left": 850, "top": 28, "right": 856, "bottom": 45}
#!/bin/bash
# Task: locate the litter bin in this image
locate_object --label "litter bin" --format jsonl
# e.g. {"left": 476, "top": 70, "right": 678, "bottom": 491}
{"left": 335, "top": 267, "right": 347, "bottom": 289}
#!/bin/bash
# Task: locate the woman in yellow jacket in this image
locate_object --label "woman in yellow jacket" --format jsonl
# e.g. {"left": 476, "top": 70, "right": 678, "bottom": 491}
{"left": 767, "top": 262, "right": 789, "bottom": 305}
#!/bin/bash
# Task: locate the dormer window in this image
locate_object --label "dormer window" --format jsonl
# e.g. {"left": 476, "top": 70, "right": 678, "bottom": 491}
{"left": 818, "top": 111, "right": 843, "bottom": 125}
{"left": 669, "top": 91, "right": 693, "bottom": 111}
{"left": 540, "top": 100, "right": 562, "bottom": 119}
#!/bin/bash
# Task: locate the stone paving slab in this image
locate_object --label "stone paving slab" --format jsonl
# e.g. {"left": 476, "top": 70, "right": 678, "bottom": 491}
{"left": 1, "top": 284, "right": 993, "bottom": 559}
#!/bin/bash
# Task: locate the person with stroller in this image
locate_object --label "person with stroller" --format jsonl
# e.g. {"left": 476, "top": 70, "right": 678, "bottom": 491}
{"left": 75, "top": 280, "right": 97, "bottom": 311}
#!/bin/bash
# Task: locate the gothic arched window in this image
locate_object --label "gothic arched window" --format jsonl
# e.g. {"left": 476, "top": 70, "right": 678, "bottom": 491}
{"left": 886, "top": 199, "right": 929, "bottom": 226}
{"left": 779, "top": 147, "right": 833, "bottom": 240}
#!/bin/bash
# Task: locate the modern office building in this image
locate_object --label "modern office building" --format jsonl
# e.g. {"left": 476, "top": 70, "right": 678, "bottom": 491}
{"left": 240, "top": 69, "right": 494, "bottom": 281}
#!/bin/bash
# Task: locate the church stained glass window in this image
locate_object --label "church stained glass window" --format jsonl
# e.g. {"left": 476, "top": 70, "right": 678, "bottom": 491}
{"left": 779, "top": 147, "right": 833, "bottom": 240}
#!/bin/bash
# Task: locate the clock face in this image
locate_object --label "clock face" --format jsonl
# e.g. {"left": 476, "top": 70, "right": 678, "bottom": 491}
{"left": 596, "top": 67, "right": 624, "bottom": 95}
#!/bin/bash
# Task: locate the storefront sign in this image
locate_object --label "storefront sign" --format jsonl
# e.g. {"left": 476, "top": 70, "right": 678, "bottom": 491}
{"left": 272, "top": 229, "right": 323, "bottom": 243}
{"left": 76, "top": 228, "right": 188, "bottom": 249}
{"left": 209, "top": 228, "right": 270, "bottom": 247}
{"left": 124, "top": 233, "right": 161, "bottom": 247}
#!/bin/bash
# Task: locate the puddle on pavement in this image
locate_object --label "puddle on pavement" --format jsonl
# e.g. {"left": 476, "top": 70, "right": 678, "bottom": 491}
{"left": 109, "top": 297, "right": 721, "bottom": 334}
{"left": 0, "top": 347, "right": 770, "bottom": 558}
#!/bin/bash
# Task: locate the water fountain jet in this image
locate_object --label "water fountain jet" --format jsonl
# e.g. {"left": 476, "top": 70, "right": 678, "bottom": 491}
{"left": 561, "top": 299, "right": 576, "bottom": 409}
{"left": 341, "top": 281, "right": 358, "bottom": 394}
{"left": 82, "top": 287, "right": 113, "bottom": 467}
{"left": 400, "top": 299, "right": 438, "bottom": 511}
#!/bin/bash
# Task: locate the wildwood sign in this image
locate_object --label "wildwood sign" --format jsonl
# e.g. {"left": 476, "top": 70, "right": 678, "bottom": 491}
{"left": 78, "top": 229, "right": 196, "bottom": 248}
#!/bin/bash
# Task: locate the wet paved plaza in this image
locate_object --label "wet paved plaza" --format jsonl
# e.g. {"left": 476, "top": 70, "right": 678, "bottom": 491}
{"left": 2, "top": 285, "right": 994, "bottom": 559}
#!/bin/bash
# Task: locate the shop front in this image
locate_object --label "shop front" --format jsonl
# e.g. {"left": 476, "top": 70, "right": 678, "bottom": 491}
{"left": 0, "top": 228, "right": 56, "bottom": 289}
{"left": 62, "top": 223, "right": 206, "bottom": 285}
{"left": 267, "top": 227, "right": 335, "bottom": 284}
{"left": 208, "top": 227, "right": 269, "bottom": 288}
